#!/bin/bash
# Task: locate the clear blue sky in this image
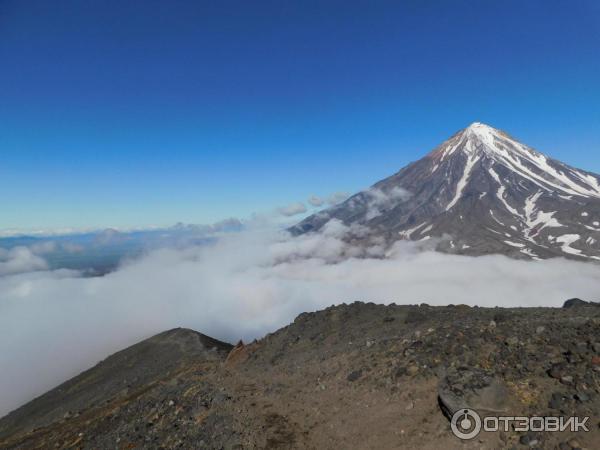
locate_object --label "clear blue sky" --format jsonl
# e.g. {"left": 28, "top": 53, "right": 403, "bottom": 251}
{"left": 1, "top": 0, "right": 599, "bottom": 230}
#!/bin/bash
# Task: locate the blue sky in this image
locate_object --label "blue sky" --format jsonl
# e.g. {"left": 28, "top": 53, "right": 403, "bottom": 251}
{"left": 1, "top": 0, "right": 599, "bottom": 231}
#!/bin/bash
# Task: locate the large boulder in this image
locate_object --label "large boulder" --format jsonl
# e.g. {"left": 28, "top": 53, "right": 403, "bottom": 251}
{"left": 563, "top": 298, "right": 600, "bottom": 308}
{"left": 438, "top": 367, "right": 510, "bottom": 419}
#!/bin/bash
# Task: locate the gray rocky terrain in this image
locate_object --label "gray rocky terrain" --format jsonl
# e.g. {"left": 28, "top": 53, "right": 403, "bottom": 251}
{"left": 1, "top": 300, "right": 600, "bottom": 449}
{"left": 291, "top": 123, "right": 600, "bottom": 261}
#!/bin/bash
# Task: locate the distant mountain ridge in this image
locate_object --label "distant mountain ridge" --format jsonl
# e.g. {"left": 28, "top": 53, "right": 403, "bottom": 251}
{"left": 292, "top": 122, "right": 600, "bottom": 260}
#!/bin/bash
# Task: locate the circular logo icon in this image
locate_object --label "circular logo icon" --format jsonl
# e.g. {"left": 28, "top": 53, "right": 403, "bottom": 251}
{"left": 450, "top": 408, "right": 482, "bottom": 440}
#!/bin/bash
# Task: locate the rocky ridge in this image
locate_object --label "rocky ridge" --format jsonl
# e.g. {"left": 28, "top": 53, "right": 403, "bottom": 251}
{"left": 1, "top": 301, "right": 600, "bottom": 449}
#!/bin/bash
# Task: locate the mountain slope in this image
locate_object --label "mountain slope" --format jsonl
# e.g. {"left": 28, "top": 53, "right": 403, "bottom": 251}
{"left": 292, "top": 122, "right": 600, "bottom": 260}
{"left": 0, "top": 329, "right": 232, "bottom": 444}
{"left": 2, "top": 303, "right": 600, "bottom": 449}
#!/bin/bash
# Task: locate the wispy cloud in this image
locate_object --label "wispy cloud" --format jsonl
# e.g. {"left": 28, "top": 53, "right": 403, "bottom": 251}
{"left": 277, "top": 202, "right": 307, "bottom": 217}
{"left": 363, "top": 186, "right": 412, "bottom": 219}
{"left": 307, "top": 196, "right": 324, "bottom": 207}
{"left": 326, "top": 192, "right": 349, "bottom": 205}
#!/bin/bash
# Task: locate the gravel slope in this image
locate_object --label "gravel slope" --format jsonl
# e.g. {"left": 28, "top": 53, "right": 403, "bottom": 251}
{"left": 1, "top": 301, "right": 600, "bottom": 449}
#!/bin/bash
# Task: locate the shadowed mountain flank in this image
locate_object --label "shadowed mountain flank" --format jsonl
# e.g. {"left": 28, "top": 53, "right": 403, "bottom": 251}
{"left": 0, "top": 328, "right": 232, "bottom": 444}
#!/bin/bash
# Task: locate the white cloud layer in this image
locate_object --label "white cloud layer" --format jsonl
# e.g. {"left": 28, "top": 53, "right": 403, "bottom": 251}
{"left": 2, "top": 221, "right": 600, "bottom": 417}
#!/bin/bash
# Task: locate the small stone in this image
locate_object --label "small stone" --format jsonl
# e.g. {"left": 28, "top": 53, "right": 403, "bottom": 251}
{"left": 347, "top": 370, "right": 362, "bottom": 382}
{"left": 519, "top": 433, "right": 537, "bottom": 446}
{"left": 592, "top": 342, "right": 600, "bottom": 353}
{"left": 558, "top": 443, "right": 570, "bottom": 450}
{"left": 505, "top": 336, "right": 519, "bottom": 346}
{"left": 535, "top": 326, "right": 545, "bottom": 334}
{"left": 560, "top": 375, "right": 573, "bottom": 385}
{"left": 488, "top": 320, "right": 497, "bottom": 329}
{"left": 548, "top": 392, "right": 568, "bottom": 410}
{"left": 168, "top": 400, "right": 175, "bottom": 406}
{"left": 366, "top": 340, "right": 374, "bottom": 348}
{"left": 577, "top": 340, "right": 588, "bottom": 349}
{"left": 406, "top": 364, "right": 419, "bottom": 376}
{"left": 567, "top": 438, "right": 581, "bottom": 448}
{"left": 548, "top": 363, "right": 564, "bottom": 379}
{"left": 575, "top": 391, "right": 589, "bottom": 402}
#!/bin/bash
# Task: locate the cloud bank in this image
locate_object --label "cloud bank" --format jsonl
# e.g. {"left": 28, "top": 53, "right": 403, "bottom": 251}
{"left": 2, "top": 221, "right": 600, "bottom": 417}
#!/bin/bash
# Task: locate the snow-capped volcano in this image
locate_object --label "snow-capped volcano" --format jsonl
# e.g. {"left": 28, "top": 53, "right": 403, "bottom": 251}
{"left": 291, "top": 122, "right": 600, "bottom": 260}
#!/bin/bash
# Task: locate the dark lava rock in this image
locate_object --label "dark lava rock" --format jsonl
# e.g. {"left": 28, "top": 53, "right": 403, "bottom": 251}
{"left": 404, "top": 309, "right": 427, "bottom": 324}
{"left": 346, "top": 370, "right": 363, "bottom": 382}
{"left": 563, "top": 298, "right": 600, "bottom": 308}
{"left": 519, "top": 432, "right": 539, "bottom": 446}
{"left": 438, "top": 367, "right": 510, "bottom": 419}
{"left": 548, "top": 363, "right": 566, "bottom": 380}
{"left": 493, "top": 311, "right": 510, "bottom": 322}
{"left": 548, "top": 392, "right": 571, "bottom": 411}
